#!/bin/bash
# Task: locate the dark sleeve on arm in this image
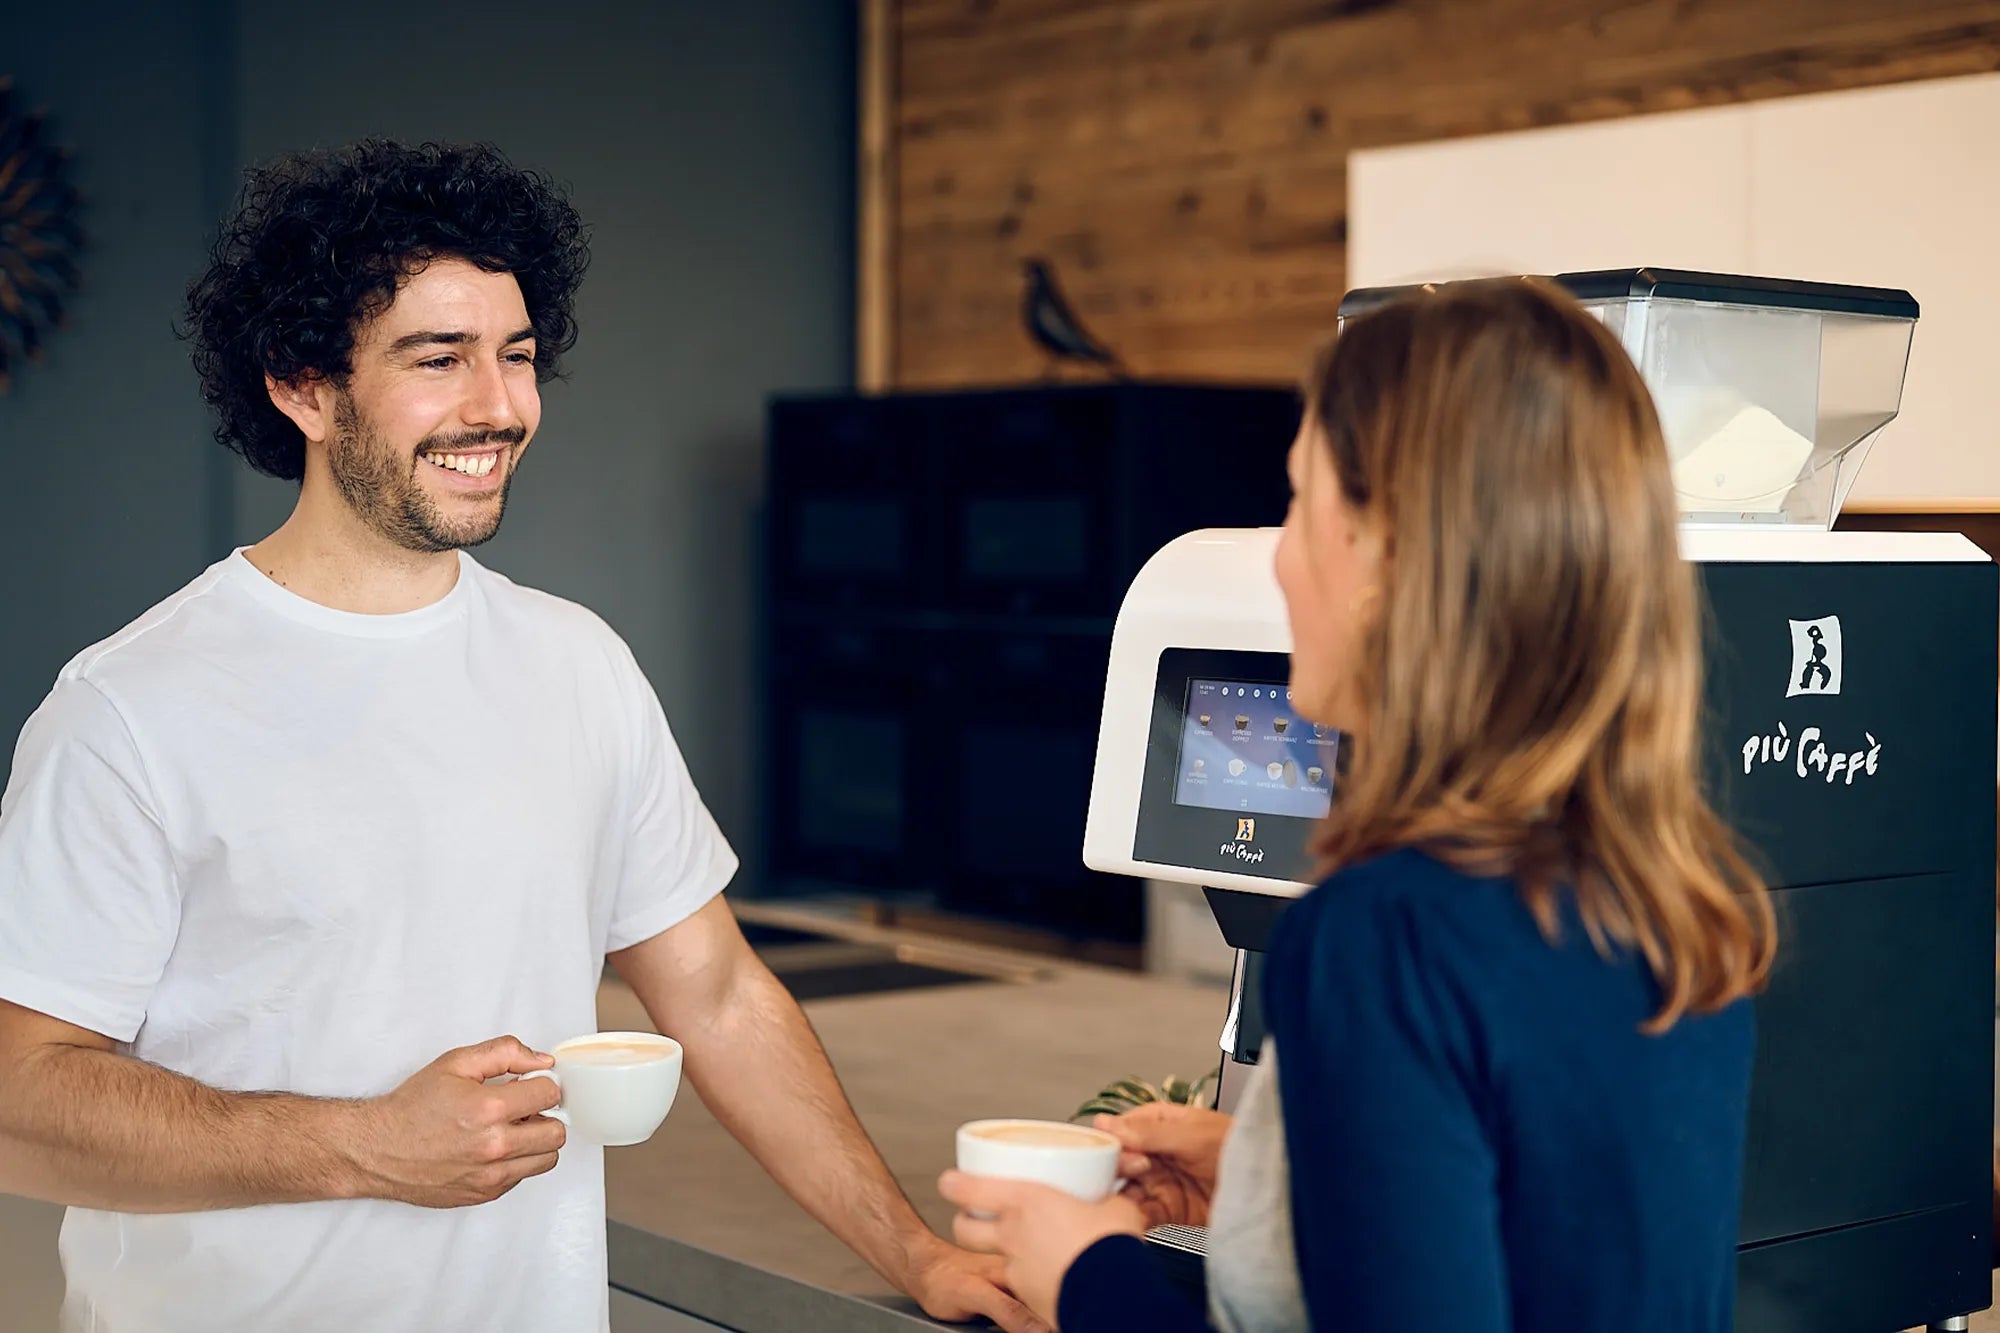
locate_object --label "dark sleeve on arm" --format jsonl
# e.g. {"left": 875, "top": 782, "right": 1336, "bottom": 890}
{"left": 1264, "top": 875, "right": 1512, "bottom": 1333}
{"left": 1057, "top": 1235, "right": 1213, "bottom": 1333}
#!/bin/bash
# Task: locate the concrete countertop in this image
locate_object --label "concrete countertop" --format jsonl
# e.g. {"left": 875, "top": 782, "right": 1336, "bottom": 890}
{"left": 609, "top": 1223, "right": 952, "bottom": 1331}
{"left": 593, "top": 946, "right": 1228, "bottom": 1329}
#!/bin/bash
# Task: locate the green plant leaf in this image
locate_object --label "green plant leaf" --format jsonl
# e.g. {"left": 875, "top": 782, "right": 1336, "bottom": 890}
{"left": 1105, "top": 1077, "right": 1161, "bottom": 1104}
{"left": 1078, "top": 1070, "right": 1222, "bottom": 1120}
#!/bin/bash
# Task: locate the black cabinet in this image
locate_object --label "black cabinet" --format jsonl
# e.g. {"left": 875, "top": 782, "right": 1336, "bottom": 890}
{"left": 763, "top": 383, "right": 1299, "bottom": 943}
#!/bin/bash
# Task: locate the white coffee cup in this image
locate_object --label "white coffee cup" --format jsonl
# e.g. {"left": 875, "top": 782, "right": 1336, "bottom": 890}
{"left": 519, "top": 1031, "right": 683, "bottom": 1146}
{"left": 956, "top": 1119, "right": 1122, "bottom": 1204}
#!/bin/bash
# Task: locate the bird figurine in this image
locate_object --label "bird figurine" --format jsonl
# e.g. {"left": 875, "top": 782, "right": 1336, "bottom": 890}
{"left": 1021, "top": 256, "right": 1125, "bottom": 379}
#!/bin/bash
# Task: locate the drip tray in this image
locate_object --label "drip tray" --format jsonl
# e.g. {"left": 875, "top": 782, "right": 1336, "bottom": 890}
{"left": 744, "top": 924, "right": 999, "bottom": 1003}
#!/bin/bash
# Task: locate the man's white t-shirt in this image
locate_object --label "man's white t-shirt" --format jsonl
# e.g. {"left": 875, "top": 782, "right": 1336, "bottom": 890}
{"left": 0, "top": 550, "right": 737, "bottom": 1332}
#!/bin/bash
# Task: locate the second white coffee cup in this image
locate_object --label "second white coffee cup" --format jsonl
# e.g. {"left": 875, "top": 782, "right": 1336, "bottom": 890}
{"left": 519, "top": 1031, "right": 683, "bottom": 1147}
{"left": 955, "top": 1119, "right": 1121, "bottom": 1203}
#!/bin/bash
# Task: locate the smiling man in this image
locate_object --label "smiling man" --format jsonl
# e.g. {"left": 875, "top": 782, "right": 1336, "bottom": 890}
{"left": 0, "top": 140, "right": 1039, "bottom": 1333}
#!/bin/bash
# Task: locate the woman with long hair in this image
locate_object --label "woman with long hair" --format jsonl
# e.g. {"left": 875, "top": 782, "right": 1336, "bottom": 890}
{"left": 942, "top": 278, "right": 1776, "bottom": 1332}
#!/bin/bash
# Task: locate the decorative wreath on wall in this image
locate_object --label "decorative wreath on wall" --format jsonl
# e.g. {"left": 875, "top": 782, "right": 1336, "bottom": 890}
{"left": 0, "top": 76, "right": 85, "bottom": 395}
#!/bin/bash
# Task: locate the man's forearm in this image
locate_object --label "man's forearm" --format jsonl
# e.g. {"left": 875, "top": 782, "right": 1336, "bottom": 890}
{"left": 676, "top": 961, "right": 939, "bottom": 1286}
{"left": 0, "top": 1042, "right": 372, "bottom": 1212}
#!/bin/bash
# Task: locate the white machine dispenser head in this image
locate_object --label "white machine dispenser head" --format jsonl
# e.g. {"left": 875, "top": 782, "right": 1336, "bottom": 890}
{"left": 1082, "top": 527, "right": 1322, "bottom": 900}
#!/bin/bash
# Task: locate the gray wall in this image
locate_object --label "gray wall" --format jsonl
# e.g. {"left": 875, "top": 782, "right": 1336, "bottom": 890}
{"left": 2, "top": 4, "right": 857, "bottom": 887}
{"left": 0, "top": 0, "right": 236, "bottom": 756}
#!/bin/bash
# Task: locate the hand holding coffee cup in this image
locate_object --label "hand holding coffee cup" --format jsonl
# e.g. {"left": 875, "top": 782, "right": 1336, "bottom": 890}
{"left": 1091, "top": 1103, "right": 1233, "bottom": 1228}
{"left": 518, "top": 1031, "right": 683, "bottom": 1147}
{"left": 942, "top": 1122, "right": 1146, "bottom": 1328}
{"left": 356, "top": 1035, "right": 569, "bottom": 1209}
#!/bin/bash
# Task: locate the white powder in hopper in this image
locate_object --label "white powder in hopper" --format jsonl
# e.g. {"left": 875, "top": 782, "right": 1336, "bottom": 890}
{"left": 1668, "top": 404, "right": 1816, "bottom": 513}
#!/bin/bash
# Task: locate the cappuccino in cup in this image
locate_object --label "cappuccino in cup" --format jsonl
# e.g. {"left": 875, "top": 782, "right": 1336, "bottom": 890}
{"left": 966, "top": 1122, "right": 1109, "bottom": 1149}
{"left": 557, "top": 1038, "right": 673, "bottom": 1066}
{"left": 520, "top": 1031, "right": 682, "bottom": 1146}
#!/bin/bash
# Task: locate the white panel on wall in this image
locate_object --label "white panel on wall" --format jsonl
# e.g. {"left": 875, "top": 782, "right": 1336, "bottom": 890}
{"left": 1349, "top": 102, "right": 1753, "bottom": 289}
{"left": 1350, "top": 72, "right": 2000, "bottom": 505}
{"left": 1748, "top": 75, "right": 2000, "bottom": 503}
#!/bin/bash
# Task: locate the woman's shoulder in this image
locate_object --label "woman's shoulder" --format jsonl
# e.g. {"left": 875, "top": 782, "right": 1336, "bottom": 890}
{"left": 1273, "top": 847, "right": 1751, "bottom": 1051}
{"left": 1318, "top": 845, "right": 1498, "bottom": 893}
{"left": 1290, "top": 846, "right": 1523, "bottom": 936}
{"left": 1260, "top": 848, "right": 1510, "bottom": 1089}
{"left": 1269, "top": 846, "right": 1592, "bottom": 1017}
{"left": 1265, "top": 847, "right": 1514, "bottom": 1003}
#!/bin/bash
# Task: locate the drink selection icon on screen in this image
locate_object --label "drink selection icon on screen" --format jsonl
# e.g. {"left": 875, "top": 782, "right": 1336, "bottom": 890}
{"left": 1176, "top": 678, "right": 1339, "bottom": 820}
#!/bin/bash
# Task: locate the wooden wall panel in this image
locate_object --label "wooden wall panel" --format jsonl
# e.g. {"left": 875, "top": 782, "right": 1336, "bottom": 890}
{"left": 860, "top": 0, "right": 899, "bottom": 391}
{"left": 886, "top": 0, "right": 2000, "bottom": 388}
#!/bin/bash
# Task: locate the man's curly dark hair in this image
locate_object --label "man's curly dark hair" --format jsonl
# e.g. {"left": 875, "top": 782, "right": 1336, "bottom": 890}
{"left": 183, "top": 139, "right": 590, "bottom": 481}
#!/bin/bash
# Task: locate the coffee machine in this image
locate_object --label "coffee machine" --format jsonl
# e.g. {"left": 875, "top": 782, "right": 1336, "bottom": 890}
{"left": 1082, "top": 271, "right": 1997, "bottom": 1331}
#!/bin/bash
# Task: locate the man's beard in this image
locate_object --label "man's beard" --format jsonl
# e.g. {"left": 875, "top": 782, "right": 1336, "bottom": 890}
{"left": 326, "top": 391, "right": 522, "bottom": 553}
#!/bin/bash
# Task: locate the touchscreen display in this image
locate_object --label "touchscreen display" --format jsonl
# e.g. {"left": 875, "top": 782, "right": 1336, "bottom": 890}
{"left": 1172, "top": 679, "right": 1338, "bottom": 819}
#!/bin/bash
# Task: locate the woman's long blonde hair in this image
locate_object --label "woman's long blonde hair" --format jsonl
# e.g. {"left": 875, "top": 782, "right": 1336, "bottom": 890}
{"left": 1308, "top": 278, "right": 1774, "bottom": 1028}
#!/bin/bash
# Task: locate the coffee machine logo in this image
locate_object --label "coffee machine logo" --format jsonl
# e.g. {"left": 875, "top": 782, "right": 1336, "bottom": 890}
{"left": 1740, "top": 612, "right": 1881, "bottom": 786}
{"left": 1787, "top": 616, "right": 1842, "bottom": 697}
{"left": 1217, "top": 816, "right": 1267, "bottom": 865}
